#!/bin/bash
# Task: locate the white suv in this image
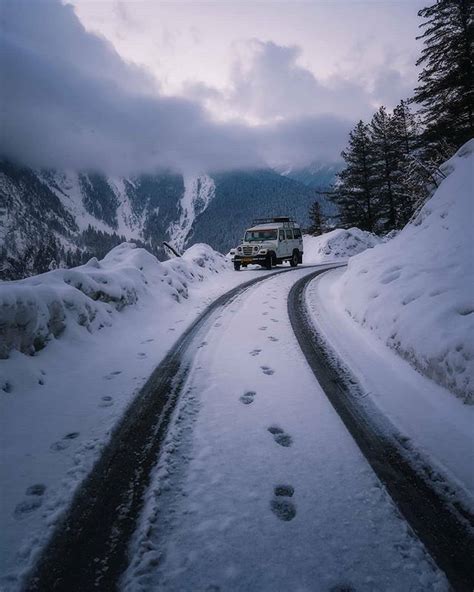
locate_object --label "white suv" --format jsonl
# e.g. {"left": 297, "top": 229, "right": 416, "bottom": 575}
{"left": 233, "top": 217, "right": 303, "bottom": 271}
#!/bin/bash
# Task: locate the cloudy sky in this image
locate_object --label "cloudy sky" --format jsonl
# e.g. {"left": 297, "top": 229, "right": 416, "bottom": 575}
{"left": 0, "top": 0, "right": 425, "bottom": 175}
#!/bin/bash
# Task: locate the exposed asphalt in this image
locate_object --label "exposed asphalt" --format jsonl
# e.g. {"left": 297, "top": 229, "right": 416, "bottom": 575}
{"left": 287, "top": 269, "right": 474, "bottom": 592}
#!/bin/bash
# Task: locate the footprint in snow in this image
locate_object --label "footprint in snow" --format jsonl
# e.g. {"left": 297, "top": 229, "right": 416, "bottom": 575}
{"left": 14, "top": 483, "right": 47, "bottom": 517}
{"left": 99, "top": 395, "right": 114, "bottom": 408}
{"left": 141, "top": 338, "right": 154, "bottom": 344}
{"left": 267, "top": 336, "right": 279, "bottom": 342}
{"left": 274, "top": 484, "right": 294, "bottom": 497}
{"left": 258, "top": 326, "right": 267, "bottom": 331}
{"left": 14, "top": 498, "right": 43, "bottom": 519}
{"left": 104, "top": 370, "right": 122, "bottom": 380}
{"left": 50, "top": 432, "right": 79, "bottom": 452}
{"left": 329, "top": 586, "right": 356, "bottom": 592}
{"left": 239, "top": 391, "right": 256, "bottom": 405}
{"left": 269, "top": 306, "right": 276, "bottom": 310}
{"left": 250, "top": 349, "right": 262, "bottom": 356}
{"left": 268, "top": 426, "right": 292, "bottom": 447}
{"left": 261, "top": 366, "right": 275, "bottom": 375}
{"left": 270, "top": 318, "right": 279, "bottom": 323}
{"left": 2, "top": 381, "right": 12, "bottom": 393}
{"left": 214, "top": 322, "right": 222, "bottom": 327}
{"left": 262, "top": 312, "right": 269, "bottom": 316}
{"left": 198, "top": 341, "right": 208, "bottom": 349}
{"left": 270, "top": 484, "right": 296, "bottom": 521}
{"left": 26, "top": 484, "right": 46, "bottom": 496}
{"left": 137, "top": 352, "right": 147, "bottom": 359}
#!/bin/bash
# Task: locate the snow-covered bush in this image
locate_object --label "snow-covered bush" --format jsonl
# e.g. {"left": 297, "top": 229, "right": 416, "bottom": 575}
{"left": 337, "top": 140, "right": 474, "bottom": 403}
{"left": 303, "top": 228, "right": 381, "bottom": 264}
{"left": 0, "top": 242, "right": 228, "bottom": 359}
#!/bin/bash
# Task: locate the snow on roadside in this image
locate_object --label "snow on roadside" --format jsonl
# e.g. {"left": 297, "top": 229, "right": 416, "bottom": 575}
{"left": 303, "top": 227, "right": 380, "bottom": 264}
{"left": 0, "top": 242, "right": 226, "bottom": 362}
{"left": 0, "top": 242, "right": 244, "bottom": 590}
{"left": 335, "top": 140, "right": 474, "bottom": 403}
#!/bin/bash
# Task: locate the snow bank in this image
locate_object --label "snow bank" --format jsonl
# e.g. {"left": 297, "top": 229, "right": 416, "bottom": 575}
{"left": 336, "top": 140, "right": 474, "bottom": 403}
{"left": 303, "top": 228, "right": 380, "bottom": 264}
{"left": 0, "top": 242, "right": 228, "bottom": 361}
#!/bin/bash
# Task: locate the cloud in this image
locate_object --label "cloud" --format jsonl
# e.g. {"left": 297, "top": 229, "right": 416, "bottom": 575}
{"left": 202, "top": 40, "right": 411, "bottom": 124}
{"left": 0, "top": 0, "right": 362, "bottom": 175}
{"left": 228, "top": 41, "right": 372, "bottom": 122}
{"left": 256, "top": 115, "right": 350, "bottom": 167}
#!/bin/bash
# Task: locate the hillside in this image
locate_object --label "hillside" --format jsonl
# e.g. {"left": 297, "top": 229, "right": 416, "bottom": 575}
{"left": 335, "top": 140, "right": 474, "bottom": 402}
{"left": 190, "top": 169, "right": 326, "bottom": 249}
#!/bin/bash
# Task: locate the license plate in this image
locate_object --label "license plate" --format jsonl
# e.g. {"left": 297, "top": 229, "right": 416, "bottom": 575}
{"left": 242, "top": 258, "right": 253, "bottom": 263}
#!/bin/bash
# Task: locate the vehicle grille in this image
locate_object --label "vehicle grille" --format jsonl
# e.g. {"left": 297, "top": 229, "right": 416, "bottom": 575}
{"left": 243, "top": 246, "right": 253, "bottom": 256}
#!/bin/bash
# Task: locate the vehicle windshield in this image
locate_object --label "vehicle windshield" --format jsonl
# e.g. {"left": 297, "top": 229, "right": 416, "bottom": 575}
{"left": 245, "top": 229, "right": 278, "bottom": 242}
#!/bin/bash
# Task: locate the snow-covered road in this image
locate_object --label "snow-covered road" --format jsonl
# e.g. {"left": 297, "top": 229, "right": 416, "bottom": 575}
{"left": 122, "top": 267, "right": 446, "bottom": 592}
{"left": 13, "top": 263, "right": 474, "bottom": 591}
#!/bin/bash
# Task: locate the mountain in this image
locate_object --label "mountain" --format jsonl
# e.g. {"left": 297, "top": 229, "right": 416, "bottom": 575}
{"left": 0, "top": 160, "right": 337, "bottom": 279}
{"left": 191, "top": 169, "right": 328, "bottom": 249}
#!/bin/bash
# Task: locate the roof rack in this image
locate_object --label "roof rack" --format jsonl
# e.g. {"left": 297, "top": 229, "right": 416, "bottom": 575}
{"left": 251, "top": 216, "right": 297, "bottom": 226}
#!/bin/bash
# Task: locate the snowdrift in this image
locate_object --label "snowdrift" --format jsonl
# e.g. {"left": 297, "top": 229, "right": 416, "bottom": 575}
{"left": 337, "top": 140, "right": 474, "bottom": 402}
{"left": 303, "top": 228, "right": 380, "bottom": 264}
{"left": 0, "top": 243, "right": 228, "bottom": 359}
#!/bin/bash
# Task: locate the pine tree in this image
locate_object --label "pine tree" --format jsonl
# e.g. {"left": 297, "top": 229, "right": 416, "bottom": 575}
{"left": 392, "top": 100, "right": 420, "bottom": 158}
{"left": 308, "top": 201, "right": 325, "bottom": 235}
{"left": 369, "top": 106, "right": 399, "bottom": 229}
{"left": 413, "top": 0, "right": 474, "bottom": 155}
{"left": 390, "top": 100, "right": 431, "bottom": 223}
{"left": 332, "top": 121, "right": 379, "bottom": 232}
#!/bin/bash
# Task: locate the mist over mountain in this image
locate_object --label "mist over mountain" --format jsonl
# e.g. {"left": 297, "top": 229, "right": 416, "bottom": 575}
{"left": 279, "top": 161, "right": 343, "bottom": 189}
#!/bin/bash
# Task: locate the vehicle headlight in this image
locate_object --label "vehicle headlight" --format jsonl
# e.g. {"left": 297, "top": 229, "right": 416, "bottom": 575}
{"left": 237, "top": 246, "right": 243, "bottom": 252}
{"left": 259, "top": 248, "right": 268, "bottom": 254}
{"left": 253, "top": 246, "right": 259, "bottom": 252}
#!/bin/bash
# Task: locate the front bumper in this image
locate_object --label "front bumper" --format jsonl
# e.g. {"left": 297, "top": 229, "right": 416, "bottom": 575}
{"left": 234, "top": 254, "right": 267, "bottom": 264}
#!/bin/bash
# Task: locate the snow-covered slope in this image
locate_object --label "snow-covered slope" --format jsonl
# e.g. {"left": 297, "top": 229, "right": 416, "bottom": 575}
{"left": 303, "top": 228, "right": 381, "bottom": 264}
{"left": 168, "top": 175, "right": 215, "bottom": 252}
{"left": 0, "top": 242, "right": 227, "bottom": 364}
{"left": 336, "top": 140, "right": 474, "bottom": 402}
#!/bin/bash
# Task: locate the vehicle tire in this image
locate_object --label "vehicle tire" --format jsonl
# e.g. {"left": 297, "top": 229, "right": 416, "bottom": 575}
{"left": 242, "top": 263, "right": 248, "bottom": 268}
{"left": 234, "top": 262, "right": 241, "bottom": 271}
{"left": 265, "top": 253, "right": 273, "bottom": 270}
{"left": 290, "top": 250, "right": 299, "bottom": 267}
